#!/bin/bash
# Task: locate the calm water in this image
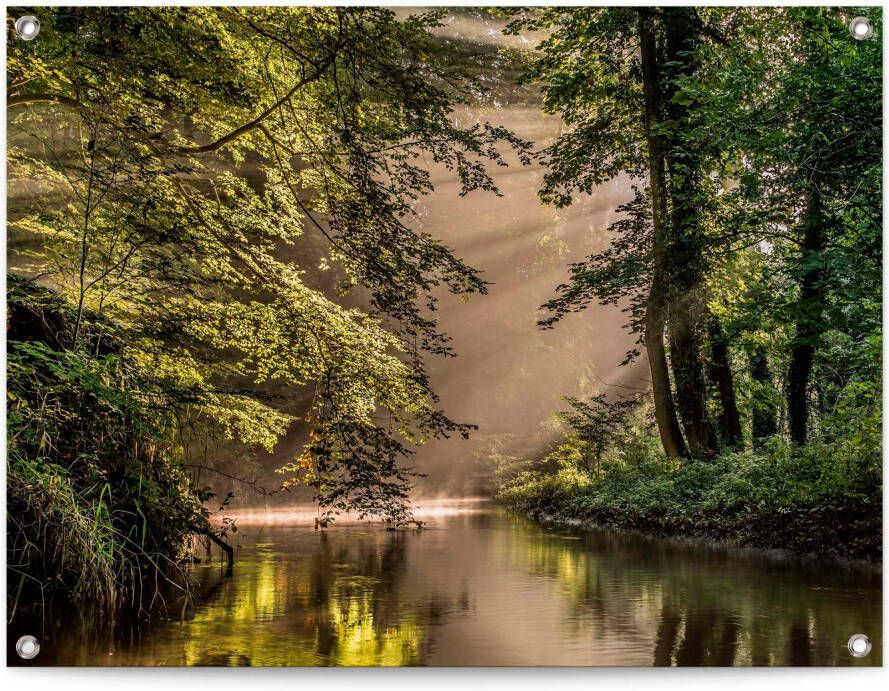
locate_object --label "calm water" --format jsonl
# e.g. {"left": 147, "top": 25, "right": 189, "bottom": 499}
{"left": 11, "top": 500, "right": 882, "bottom": 666}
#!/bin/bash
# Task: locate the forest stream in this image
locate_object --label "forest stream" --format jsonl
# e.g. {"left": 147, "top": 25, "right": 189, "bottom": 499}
{"left": 5, "top": 8, "right": 883, "bottom": 671}
{"left": 10, "top": 499, "right": 881, "bottom": 667}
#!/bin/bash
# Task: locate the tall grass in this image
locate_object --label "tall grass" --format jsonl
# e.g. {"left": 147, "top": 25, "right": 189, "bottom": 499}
{"left": 6, "top": 277, "right": 206, "bottom": 621}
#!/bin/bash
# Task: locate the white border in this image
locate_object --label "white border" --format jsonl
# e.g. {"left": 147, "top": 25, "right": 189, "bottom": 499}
{"left": 1, "top": 1, "right": 886, "bottom": 688}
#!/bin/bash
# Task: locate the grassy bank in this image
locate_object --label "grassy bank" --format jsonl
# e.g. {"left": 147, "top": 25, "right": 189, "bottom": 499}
{"left": 497, "top": 432, "right": 882, "bottom": 562}
{"left": 7, "top": 277, "right": 208, "bottom": 619}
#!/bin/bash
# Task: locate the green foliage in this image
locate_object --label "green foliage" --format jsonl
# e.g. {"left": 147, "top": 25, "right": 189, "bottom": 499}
{"left": 512, "top": 6, "right": 881, "bottom": 461}
{"left": 557, "top": 394, "right": 642, "bottom": 475}
{"left": 5, "top": 4, "right": 883, "bottom": 625}
{"left": 498, "top": 409, "right": 881, "bottom": 561}
{"left": 7, "top": 277, "right": 207, "bottom": 616}
{"left": 505, "top": 7, "right": 645, "bottom": 207}
{"left": 695, "top": 6, "right": 882, "bottom": 403}
{"left": 6, "top": 7, "right": 529, "bottom": 616}
{"left": 7, "top": 6, "right": 528, "bottom": 525}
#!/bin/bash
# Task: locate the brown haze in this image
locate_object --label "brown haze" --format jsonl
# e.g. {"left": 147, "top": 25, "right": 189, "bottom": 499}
{"left": 239, "top": 10, "right": 648, "bottom": 503}
{"left": 411, "top": 109, "right": 642, "bottom": 494}
{"left": 5, "top": 10, "right": 648, "bottom": 504}
{"left": 383, "top": 11, "right": 646, "bottom": 495}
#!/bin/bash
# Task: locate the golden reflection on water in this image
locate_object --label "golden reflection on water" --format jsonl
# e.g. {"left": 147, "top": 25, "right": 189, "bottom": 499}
{"left": 170, "top": 529, "right": 431, "bottom": 666}
{"left": 15, "top": 501, "right": 882, "bottom": 667}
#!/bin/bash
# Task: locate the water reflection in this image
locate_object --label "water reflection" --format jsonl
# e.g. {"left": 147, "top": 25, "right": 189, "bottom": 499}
{"left": 13, "top": 503, "right": 881, "bottom": 666}
{"left": 497, "top": 513, "right": 881, "bottom": 666}
{"left": 171, "top": 529, "right": 442, "bottom": 666}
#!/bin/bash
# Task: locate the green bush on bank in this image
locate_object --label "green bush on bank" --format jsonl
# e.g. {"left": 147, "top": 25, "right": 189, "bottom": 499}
{"left": 6, "top": 278, "right": 208, "bottom": 618}
{"left": 497, "top": 418, "right": 881, "bottom": 561}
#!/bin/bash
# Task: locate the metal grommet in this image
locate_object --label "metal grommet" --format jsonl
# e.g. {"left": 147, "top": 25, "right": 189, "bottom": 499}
{"left": 15, "top": 635, "right": 40, "bottom": 660}
{"left": 14, "top": 16, "right": 40, "bottom": 41}
{"left": 849, "top": 16, "right": 873, "bottom": 40}
{"left": 848, "top": 633, "right": 872, "bottom": 658}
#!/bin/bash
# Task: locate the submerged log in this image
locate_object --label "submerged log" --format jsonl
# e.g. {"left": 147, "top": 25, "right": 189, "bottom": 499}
{"left": 198, "top": 529, "right": 234, "bottom": 573}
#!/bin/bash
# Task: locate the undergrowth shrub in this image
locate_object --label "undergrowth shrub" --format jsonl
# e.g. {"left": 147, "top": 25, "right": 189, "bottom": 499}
{"left": 6, "top": 277, "right": 207, "bottom": 619}
{"left": 497, "top": 415, "right": 881, "bottom": 561}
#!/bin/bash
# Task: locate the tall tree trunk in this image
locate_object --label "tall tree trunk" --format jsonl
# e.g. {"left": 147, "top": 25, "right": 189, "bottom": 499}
{"left": 639, "top": 12, "right": 688, "bottom": 459}
{"left": 750, "top": 345, "right": 777, "bottom": 448}
{"left": 787, "top": 183, "right": 826, "bottom": 445}
{"left": 668, "top": 307, "right": 717, "bottom": 458}
{"left": 708, "top": 321, "right": 743, "bottom": 449}
{"left": 646, "top": 301, "right": 688, "bottom": 458}
{"left": 662, "top": 8, "right": 718, "bottom": 459}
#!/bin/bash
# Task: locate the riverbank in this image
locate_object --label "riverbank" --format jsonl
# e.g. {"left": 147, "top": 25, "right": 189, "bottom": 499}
{"left": 496, "top": 441, "right": 882, "bottom": 563}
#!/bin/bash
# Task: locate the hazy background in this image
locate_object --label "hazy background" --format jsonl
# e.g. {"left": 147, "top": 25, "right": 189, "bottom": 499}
{"left": 242, "top": 9, "right": 647, "bottom": 501}
{"left": 370, "top": 11, "right": 645, "bottom": 495}
{"left": 5, "top": 9, "right": 647, "bottom": 503}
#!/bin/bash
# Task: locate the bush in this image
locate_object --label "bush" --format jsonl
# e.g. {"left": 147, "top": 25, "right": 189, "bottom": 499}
{"left": 6, "top": 278, "right": 207, "bottom": 619}
{"left": 497, "top": 423, "right": 881, "bottom": 561}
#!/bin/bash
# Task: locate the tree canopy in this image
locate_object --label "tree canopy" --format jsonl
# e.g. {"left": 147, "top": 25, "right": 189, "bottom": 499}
{"left": 7, "top": 7, "right": 531, "bottom": 525}
{"left": 508, "top": 6, "right": 881, "bottom": 459}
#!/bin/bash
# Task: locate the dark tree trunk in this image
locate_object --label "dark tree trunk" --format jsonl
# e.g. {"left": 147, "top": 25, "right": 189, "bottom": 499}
{"left": 708, "top": 321, "right": 743, "bottom": 449}
{"left": 646, "top": 304, "right": 688, "bottom": 459}
{"left": 668, "top": 307, "right": 717, "bottom": 458}
{"left": 639, "top": 11, "right": 688, "bottom": 459}
{"left": 662, "top": 8, "right": 718, "bottom": 459}
{"left": 749, "top": 345, "right": 778, "bottom": 448}
{"left": 787, "top": 184, "right": 826, "bottom": 445}
{"left": 788, "top": 342, "right": 815, "bottom": 445}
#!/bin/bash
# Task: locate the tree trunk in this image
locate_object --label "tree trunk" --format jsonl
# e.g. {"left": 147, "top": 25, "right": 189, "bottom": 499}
{"left": 787, "top": 183, "right": 826, "bottom": 445}
{"left": 639, "top": 12, "right": 688, "bottom": 459}
{"left": 708, "top": 321, "right": 743, "bottom": 449}
{"left": 646, "top": 307, "right": 687, "bottom": 458}
{"left": 668, "top": 308, "right": 717, "bottom": 458}
{"left": 750, "top": 345, "right": 777, "bottom": 448}
{"left": 661, "top": 8, "right": 718, "bottom": 459}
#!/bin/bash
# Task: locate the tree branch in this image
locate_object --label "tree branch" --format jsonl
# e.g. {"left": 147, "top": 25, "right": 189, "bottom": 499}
{"left": 172, "top": 53, "right": 337, "bottom": 155}
{"left": 7, "top": 93, "right": 82, "bottom": 109}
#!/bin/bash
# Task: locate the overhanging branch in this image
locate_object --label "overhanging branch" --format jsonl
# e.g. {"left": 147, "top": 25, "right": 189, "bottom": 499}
{"left": 173, "top": 53, "right": 337, "bottom": 155}
{"left": 7, "top": 93, "right": 81, "bottom": 109}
